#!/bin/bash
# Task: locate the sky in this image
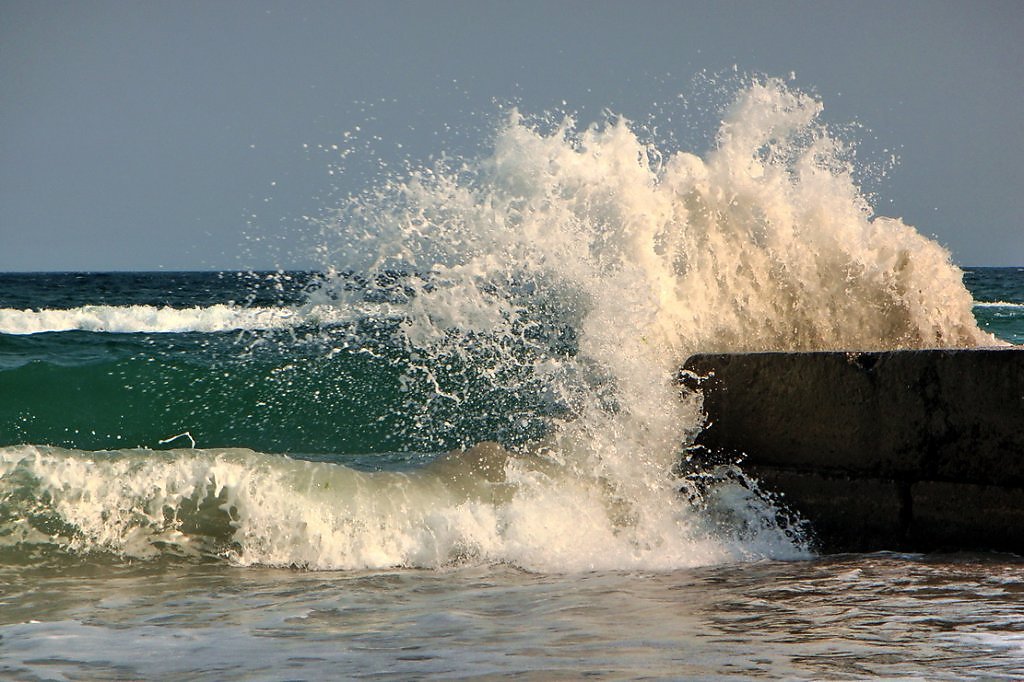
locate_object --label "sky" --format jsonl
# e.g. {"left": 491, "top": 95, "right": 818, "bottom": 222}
{"left": 1, "top": 0, "right": 1022, "bottom": 270}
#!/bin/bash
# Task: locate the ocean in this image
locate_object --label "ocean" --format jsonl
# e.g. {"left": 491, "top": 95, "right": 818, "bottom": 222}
{"left": 2, "top": 80, "right": 1024, "bottom": 679}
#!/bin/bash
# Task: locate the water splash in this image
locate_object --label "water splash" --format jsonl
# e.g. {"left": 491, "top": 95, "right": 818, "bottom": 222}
{"left": 1, "top": 78, "right": 996, "bottom": 571}
{"left": 294, "top": 77, "right": 993, "bottom": 568}
{"left": 0, "top": 443, "right": 802, "bottom": 571}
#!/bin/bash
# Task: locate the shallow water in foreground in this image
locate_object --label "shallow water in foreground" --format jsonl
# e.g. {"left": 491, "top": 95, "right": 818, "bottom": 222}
{"left": 3, "top": 553, "right": 1024, "bottom": 680}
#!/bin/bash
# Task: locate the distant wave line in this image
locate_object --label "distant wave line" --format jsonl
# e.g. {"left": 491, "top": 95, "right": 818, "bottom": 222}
{"left": 0, "top": 303, "right": 370, "bottom": 335}
{"left": 973, "top": 301, "right": 1024, "bottom": 310}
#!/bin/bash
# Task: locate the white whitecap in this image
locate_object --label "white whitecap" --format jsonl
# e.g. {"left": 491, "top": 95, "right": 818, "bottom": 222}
{"left": 0, "top": 303, "right": 363, "bottom": 335}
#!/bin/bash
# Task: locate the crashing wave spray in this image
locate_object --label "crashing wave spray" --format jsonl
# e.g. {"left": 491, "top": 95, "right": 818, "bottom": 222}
{"left": 1, "top": 78, "right": 996, "bottom": 571}
{"left": 299, "top": 77, "right": 994, "bottom": 568}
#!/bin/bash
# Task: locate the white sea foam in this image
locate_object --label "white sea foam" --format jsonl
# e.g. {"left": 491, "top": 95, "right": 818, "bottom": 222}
{"left": 310, "top": 77, "right": 995, "bottom": 569}
{"left": 0, "top": 303, "right": 364, "bottom": 335}
{"left": 974, "top": 301, "right": 1024, "bottom": 310}
{"left": 0, "top": 443, "right": 799, "bottom": 571}
{"left": 0, "top": 78, "right": 998, "bottom": 571}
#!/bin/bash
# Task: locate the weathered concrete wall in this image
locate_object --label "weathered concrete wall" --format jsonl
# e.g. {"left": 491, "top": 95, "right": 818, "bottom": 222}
{"left": 682, "top": 349, "right": 1024, "bottom": 553}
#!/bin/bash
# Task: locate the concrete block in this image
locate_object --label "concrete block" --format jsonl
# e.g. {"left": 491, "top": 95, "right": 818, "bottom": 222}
{"left": 682, "top": 348, "right": 1024, "bottom": 552}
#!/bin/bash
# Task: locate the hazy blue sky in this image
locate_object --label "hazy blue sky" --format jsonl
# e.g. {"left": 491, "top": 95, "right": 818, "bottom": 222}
{"left": 2, "top": 0, "right": 1022, "bottom": 270}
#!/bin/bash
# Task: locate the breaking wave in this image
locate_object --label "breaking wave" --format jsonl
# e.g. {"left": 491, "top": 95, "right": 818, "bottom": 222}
{"left": 0, "top": 77, "right": 997, "bottom": 571}
{"left": 0, "top": 303, "right": 368, "bottom": 335}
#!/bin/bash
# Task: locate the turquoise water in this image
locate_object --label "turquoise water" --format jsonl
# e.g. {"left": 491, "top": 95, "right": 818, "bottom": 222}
{"left": 2, "top": 79, "right": 1022, "bottom": 678}
{"left": 1, "top": 268, "right": 1021, "bottom": 679}
{"left": 1, "top": 269, "right": 1018, "bottom": 455}
{"left": 964, "top": 267, "right": 1024, "bottom": 346}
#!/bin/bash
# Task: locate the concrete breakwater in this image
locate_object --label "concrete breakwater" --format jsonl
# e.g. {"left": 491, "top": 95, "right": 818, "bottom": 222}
{"left": 681, "top": 349, "right": 1024, "bottom": 554}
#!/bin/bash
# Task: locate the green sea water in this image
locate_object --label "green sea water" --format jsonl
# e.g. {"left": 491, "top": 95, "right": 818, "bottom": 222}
{"left": 1, "top": 269, "right": 1019, "bottom": 455}
{"left": 2, "top": 80, "right": 1023, "bottom": 678}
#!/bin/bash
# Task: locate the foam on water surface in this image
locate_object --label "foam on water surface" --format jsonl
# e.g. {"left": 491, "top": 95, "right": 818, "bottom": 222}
{"left": 0, "top": 303, "right": 371, "bottom": 335}
{"left": 0, "top": 78, "right": 998, "bottom": 571}
{"left": 0, "top": 443, "right": 800, "bottom": 571}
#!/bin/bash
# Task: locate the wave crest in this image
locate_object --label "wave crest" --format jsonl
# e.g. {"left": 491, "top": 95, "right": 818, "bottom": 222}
{"left": 0, "top": 444, "right": 806, "bottom": 571}
{"left": 0, "top": 303, "right": 364, "bottom": 335}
